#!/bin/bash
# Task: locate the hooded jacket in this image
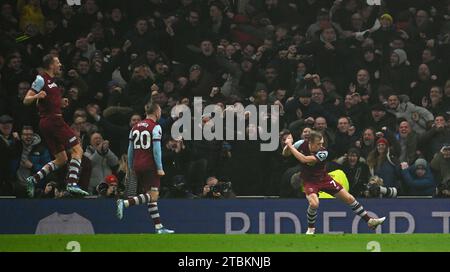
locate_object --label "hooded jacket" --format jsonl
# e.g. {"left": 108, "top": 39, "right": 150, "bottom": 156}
{"left": 401, "top": 165, "right": 436, "bottom": 196}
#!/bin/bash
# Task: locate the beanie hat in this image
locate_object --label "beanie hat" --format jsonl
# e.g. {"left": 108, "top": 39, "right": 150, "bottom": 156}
{"left": 414, "top": 158, "right": 427, "bottom": 169}
{"left": 380, "top": 13, "right": 393, "bottom": 24}
{"left": 376, "top": 137, "right": 389, "bottom": 146}
{"left": 393, "top": 49, "right": 407, "bottom": 65}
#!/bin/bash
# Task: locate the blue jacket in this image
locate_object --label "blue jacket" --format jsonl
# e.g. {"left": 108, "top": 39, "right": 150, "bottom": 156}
{"left": 401, "top": 165, "right": 436, "bottom": 196}
{"left": 374, "top": 160, "right": 401, "bottom": 189}
{"left": 12, "top": 134, "right": 51, "bottom": 188}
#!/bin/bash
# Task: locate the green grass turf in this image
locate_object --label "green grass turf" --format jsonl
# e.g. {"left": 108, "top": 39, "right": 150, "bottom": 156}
{"left": 1, "top": 234, "right": 450, "bottom": 252}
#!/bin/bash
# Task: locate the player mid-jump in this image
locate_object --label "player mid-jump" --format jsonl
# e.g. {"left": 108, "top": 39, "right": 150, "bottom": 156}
{"left": 283, "top": 130, "right": 385, "bottom": 234}
{"left": 23, "top": 54, "right": 88, "bottom": 197}
{"left": 116, "top": 102, "right": 174, "bottom": 234}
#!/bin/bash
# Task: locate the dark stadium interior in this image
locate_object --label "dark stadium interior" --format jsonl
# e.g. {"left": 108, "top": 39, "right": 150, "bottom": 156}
{"left": 0, "top": 0, "right": 449, "bottom": 200}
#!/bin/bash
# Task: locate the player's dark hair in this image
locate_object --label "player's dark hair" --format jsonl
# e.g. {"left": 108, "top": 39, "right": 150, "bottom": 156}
{"left": 145, "top": 102, "right": 160, "bottom": 115}
{"left": 279, "top": 129, "right": 291, "bottom": 138}
{"left": 309, "top": 130, "right": 323, "bottom": 143}
{"left": 42, "top": 54, "right": 56, "bottom": 69}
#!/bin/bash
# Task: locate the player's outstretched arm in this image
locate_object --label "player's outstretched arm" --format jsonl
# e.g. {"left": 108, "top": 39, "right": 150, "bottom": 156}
{"left": 286, "top": 143, "right": 317, "bottom": 164}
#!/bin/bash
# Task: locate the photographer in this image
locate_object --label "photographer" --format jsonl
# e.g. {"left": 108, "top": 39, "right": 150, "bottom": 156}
{"left": 365, "top": 176, "right": 398, "bottom": 198}
{"left": 161, "top": 175, "right": 197, "bottom": 199}
{"left": 96, "top": 174, "right": 123, "bottom": 198}
{"left": 202, "top": 176, "right": 235, "bottom": 199}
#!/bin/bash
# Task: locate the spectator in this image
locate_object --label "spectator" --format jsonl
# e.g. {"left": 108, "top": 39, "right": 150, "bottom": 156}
{"left": 420, "top": 115, "right": 450, "bottom": 161}
{"left": 201, "top": 176, "right": 235, "bottom": 199}
{"left": 96, "top": 174, "right": 123, "bottom": 198}
{"left": 335, "top": 147, "right": 370, "bottom": 197}
{"left": 331, "top": 116, "right": 359, "bottom": 159}
{"left": 343, "top": 93, "right": 367, "bottom": 130}
{"left": 367, "top": 137, "right": 401, "bottom": 191}
{"left": 422, "top": 86, "right": 449, "bottom": 117}
{"left": 204, "top": 2, "right": 231, "bottom": 41}
{"left": 400, "top": 159, "right": 436, "bottom": 196}
{"left": 84, "top": 132, "right": 119, "bottom": 194}
{"left": 35, "top": 181, "right": 57, "bottom": 198}
{"left": 19, "top": 0, "right": 45, "bottom": 33}
{"left": 355, "top": 127, "right": 376, "bottom": 160}
{"left": 12, "top": 125, "right": 51, "bottom": 197}
{"left": 309, "top": 84, "right": 343, "bottom": 127}
{"left": 409, "top": 63, "right": 437, "bottom": 105}
{"left": 354, "top": 69, "right": 378, "bottom": 104}
{"left": 299, "top": 24, "right": 347, "bottom": 89}
{"left": 87, "top": 105, "right": 141, "bottom": 156}
{"left": 431, "top": 144, "right": 450, "bottom": 180}
{"left": 186, "top": 64, "right": 215, "bottom": 99}
{"left": 365, "top": 103, "right": 397, "bottom": 132}
{"left": 386, "top": 94, "right": 434, "bottom": 134}
{"left": 0, "top": 115, "right": 18, "bottom": 195}
{"left": 313, "top": 116, "right": 335, "bottom": 148}
{"left": 420, "top": 48, "right": 443, "bottom": 83}
{"left": 380, "top": 48, "right": 413, "bottom": 94}
{"left": 396, "top": 120, "right": 421, "bottom": 164}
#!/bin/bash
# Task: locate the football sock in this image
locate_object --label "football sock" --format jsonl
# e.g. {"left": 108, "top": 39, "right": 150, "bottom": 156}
{"left": 349, "top": 200, "right": 370, "bottom": 222}
{"left": 33, "top": 162, "right": 58, "bottom": 182}
{"left": 148, "top": 202, "right": 162, "bottom": 229}
{"left": 66, "top": 158, "right": 81, "bottom": 184}
{"left": 124, "top": 193, "right": 152, "bottom": 207}
{"left": 307, "top": 205, "right": 317, "bottom": 228}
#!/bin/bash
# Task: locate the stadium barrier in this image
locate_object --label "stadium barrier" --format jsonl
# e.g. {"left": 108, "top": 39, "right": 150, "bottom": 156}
{"left": 0, "top": 199, "right": 449, "bottom": 234}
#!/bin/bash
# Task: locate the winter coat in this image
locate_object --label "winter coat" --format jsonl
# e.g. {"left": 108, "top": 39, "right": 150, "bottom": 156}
{"left": 387, "top": 96, "right": 434, "bottom": 134}
{"left": 12, "top": 134, "right": 51, "bottom": 188}
{"left": 401, "top": 165, "right": 436, "bottom": 196}
{"left": 84, "top": 145, "right": 119, "bottom": 193}
{"left": 420, "top": 127, "right": 450, "bottom": 161}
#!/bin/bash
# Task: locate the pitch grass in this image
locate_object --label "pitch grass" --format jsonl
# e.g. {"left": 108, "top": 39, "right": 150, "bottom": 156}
{"left": 0, "top": 234, "right": 449, "bottom": 252}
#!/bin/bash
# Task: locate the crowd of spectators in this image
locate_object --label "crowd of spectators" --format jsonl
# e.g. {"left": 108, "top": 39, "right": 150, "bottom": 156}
{"left": 0, "top": 0, "right": 449, "bottom": 199}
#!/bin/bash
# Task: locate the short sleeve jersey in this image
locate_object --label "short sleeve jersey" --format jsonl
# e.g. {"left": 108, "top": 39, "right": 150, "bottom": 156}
{"left": 297, "top": 140, "right": 330, "bottom": 182}
{"left": 31, "top": 73, "right": 62, "bottom": 116}
{"left": 129, "top": 119, "right": 161, "bottom": 171}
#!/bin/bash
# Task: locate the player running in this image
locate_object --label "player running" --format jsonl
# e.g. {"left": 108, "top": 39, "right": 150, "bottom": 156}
{"left": 283, "top": 130, "right": 385, "bottom": 234}
{"left": 116, "top": 102, "right": 174, "bottom": 234}
{"left": 23, "top": 54, "right": 88, "bottom": 197}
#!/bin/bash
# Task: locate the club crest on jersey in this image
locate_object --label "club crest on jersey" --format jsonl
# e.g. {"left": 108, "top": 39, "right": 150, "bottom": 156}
{"left": 316, "top": 150, "right": 328, "bottom": 161}
{"left": 48, "top": 82, "right": 58, "bottom": 88}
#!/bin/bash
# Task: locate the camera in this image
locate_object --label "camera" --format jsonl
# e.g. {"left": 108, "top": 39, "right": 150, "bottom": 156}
{"left": 364, "top": 176, "right": 384, "bottom": 197}
{"left": 365, "top": 182, "right": 380, "bottom": 197}
{"left": 210, "top": 182, "right": 233, "bottom": 194}
{"left": 96, "top": 182, "right": 123, "bottom": 198}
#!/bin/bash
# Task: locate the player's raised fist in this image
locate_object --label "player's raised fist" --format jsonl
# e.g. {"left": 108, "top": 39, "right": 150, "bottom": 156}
{"left": 157, "top": 170, "right": 165, "bottom": 176}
